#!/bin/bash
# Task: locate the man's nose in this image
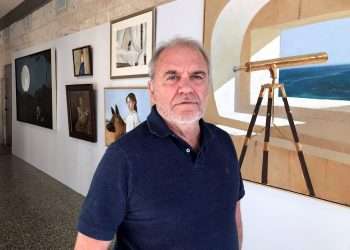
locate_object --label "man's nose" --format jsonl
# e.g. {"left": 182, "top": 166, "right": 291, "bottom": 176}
{"left": 177, "top": 76, "right": 194, "bottom": 93}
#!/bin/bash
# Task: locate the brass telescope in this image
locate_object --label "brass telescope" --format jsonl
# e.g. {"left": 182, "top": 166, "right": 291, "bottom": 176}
{"left": 236, "top": 52, "right": 328, "bottom": 197}
{"left": 233, "top": 52, "right": 328, "bottom": 72}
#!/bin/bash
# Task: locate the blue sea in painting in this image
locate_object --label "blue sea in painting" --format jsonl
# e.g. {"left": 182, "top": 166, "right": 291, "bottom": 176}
{"left": 279, "top": 64, "right": 350, "bottom": 101}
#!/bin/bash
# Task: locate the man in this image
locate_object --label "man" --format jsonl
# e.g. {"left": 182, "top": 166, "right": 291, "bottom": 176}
{"left": 75, "top": 38, "right": 245, "bottom": 250}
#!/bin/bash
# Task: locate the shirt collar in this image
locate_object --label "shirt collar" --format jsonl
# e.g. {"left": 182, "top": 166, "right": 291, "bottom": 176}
{"left": 147, "top": 106, "right": 215, "bottom": 146}
{"left": 147, "top": 106, "right": 173, "bottom": 138}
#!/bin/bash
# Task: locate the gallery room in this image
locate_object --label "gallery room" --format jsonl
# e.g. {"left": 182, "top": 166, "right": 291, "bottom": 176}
{"left": 0, "top": 0, "right": 349, "bottom": 249}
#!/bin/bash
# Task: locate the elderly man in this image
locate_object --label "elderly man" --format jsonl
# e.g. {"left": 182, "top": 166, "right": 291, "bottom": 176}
{"left": 75, "top": 38, "right": 245, "bottom": 250}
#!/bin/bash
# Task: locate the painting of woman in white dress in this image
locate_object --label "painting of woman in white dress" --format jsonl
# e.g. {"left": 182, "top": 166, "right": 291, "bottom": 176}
{"left": 116, "top": 23, "right": 147, "bottom": 68}
{"left": 125, "top": 92, "right": 140, "bottom": 132}
{"left": 110, "top": 9, "right": 154, "bottom": 78}
{"left": 104, "top": 87, "right": 151, "bottom": 145}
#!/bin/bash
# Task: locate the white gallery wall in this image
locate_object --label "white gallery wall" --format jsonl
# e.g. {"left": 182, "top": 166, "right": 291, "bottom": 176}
{"left": 11, "top": 0, "right": 204, "bottom": 196}
{"left": 11, "top": 0, "right": 350, "bottom": 249}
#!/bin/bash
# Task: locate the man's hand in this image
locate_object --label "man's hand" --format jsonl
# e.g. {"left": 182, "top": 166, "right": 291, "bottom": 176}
{"left": 235, "top": 202, "right": 243, "bottom": 250}
{"left": 74, "top": 232, "right": 111, "bottom": 250}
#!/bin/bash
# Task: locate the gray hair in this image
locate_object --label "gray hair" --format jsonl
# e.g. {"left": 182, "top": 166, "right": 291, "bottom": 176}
{"left": 148, "top": 37, "right": 210, "bottom": 80}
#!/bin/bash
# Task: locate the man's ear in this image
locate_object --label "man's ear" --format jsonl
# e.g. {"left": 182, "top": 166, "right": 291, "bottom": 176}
{"left": 148, "top": 80, "right": 153, "bottom": 93}
{"left": 148, "top": 80, "right": 156, "bottom": 104}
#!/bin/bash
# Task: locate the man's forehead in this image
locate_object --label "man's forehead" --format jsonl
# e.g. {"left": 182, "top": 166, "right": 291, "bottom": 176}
{"left": 156, "top": 46, "right": 208, "bottom": 71}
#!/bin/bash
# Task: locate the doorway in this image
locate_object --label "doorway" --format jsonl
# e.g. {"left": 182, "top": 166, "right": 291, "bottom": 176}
{"left": 4, "top": 64, "right": 12, "bottom": 148}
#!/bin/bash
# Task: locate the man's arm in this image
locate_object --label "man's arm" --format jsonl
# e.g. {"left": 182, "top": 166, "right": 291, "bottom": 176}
{"left": 235, "top": 201, "right": 243, "bottom": 250}
{"left": 74, "top": 232, "right": 111, "bottom": 250}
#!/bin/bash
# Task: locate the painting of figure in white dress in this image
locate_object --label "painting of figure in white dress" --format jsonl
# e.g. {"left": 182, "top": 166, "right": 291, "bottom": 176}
{"left": 104, "top": 88, "right": 151, "bottom": 145}
{"left": 116, "top": 23, "right": 147, "bottom": 68}
{"left": 110, "top": 9, "right": 155, "bottom": 78}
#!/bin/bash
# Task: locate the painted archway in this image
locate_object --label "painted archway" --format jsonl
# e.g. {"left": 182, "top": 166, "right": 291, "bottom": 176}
{"left": 204, "top": 0, "right": 270, "bottom": 126}
{"left": 204, "top": 0, "right": 350, "bottom": 206}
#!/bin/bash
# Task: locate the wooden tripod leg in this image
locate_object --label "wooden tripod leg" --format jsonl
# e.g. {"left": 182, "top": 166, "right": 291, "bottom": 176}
{"left": 261, "top": 87, "right": 273, "bottom": 184}
{"left": 280, "top": 86, "right": 315, "bottom": 196}
{"left": 239, "top": 86, "right": 266, "bottom": 169}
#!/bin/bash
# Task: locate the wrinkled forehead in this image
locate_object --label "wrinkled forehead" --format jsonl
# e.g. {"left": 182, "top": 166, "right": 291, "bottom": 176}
{"left": 156, "top": 45, "right": 209, "bottom": 72}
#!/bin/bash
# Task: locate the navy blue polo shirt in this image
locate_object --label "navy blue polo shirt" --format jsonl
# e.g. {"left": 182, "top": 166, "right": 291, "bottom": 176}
{"left": 78, "top": 106, "right": 245, "bottom": 250}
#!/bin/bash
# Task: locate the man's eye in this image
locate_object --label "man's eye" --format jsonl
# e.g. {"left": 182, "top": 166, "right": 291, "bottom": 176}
{"left": 166, "top": 75, "right": 178, "bottom": 81}
{"left": 190, "top": 74, "right": 204, "bottom": 80}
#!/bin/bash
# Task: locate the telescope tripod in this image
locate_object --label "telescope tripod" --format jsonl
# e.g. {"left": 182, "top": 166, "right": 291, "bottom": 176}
{"left": 239, "top": 66, "right": 315, "bottom": 196}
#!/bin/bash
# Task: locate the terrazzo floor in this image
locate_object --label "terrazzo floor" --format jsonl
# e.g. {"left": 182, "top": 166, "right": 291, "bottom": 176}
{"left": 0, "top": 148, "right": 84, "bottom": 249}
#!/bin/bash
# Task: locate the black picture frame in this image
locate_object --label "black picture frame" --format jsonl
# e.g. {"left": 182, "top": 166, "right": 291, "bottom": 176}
{"left": 14, "top": 48, "right": 56, "bottom": 129}
{"left": 66, "top": 84, "right": 97, "bottom": 142}
{"left": 72, "top": 45, "right": 93, "bottom": 77}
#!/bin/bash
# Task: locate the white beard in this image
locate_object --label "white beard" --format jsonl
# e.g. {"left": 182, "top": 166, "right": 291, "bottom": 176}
{"left": 157, "top": 105, "right": 204, "bottom": 125}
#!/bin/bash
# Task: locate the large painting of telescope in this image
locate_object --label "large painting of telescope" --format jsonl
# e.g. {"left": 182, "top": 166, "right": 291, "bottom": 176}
{"left": 204, "top": 0, "right": 350, "bottom": 207}
{"left": 279, "top": 17, "right": 350, "bottom": 101}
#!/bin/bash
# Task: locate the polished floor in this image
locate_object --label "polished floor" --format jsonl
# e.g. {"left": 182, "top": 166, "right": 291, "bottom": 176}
{"left": 0, "top": 147, "right": 84, "bottom": 249}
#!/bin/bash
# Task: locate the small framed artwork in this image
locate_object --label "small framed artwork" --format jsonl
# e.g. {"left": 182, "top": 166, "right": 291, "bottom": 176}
{"left": 14, "top": 48, "right": 57, "bottom": 129}
{"left": 104, "top": 87, "right": 151, "bottom": 145}
{"left": 72, "top": 45, "right": 93, "bottom": 76}
{"left": 110, "top": 8, "right": 156, "bottom": 78}
{"left": 66, "top": 84, "right": 97, "bottom": 142}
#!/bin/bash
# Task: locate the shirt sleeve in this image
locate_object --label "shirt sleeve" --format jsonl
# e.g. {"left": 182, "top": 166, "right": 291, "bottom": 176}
{"left": 77, "top": 145, "right": 130, "bottom": 241}
{"left": 228, "top": 133, "right": 245, "bottom": 201}
{"left": 237, "top": 172, "right": 245, "bottom": 200}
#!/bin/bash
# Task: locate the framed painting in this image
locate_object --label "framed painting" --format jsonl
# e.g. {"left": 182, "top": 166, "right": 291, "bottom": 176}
{"left": 203, "top": 0, "right": 350, "bottom": 207}
{"left": 14, "top": 48, "right": 57, "bottom": 129}
{"left": 66, "top": 84, "right": 97, "bottom": 142}
{"left": 110, "top": 8, "right": 156, "bottom": 78}
{"left": 72, "top": 45, "right": 93, "bottom": 76}
{"left": 104, "top": 87, "right": 151, "bottom": 145}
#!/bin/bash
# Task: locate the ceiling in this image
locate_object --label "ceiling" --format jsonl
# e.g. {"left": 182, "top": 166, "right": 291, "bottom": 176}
{"left": 0, "top": 0, "right": 24, "bottom": 19}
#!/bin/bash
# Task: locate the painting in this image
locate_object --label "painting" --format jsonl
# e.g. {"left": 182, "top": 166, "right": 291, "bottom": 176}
{"left": 15, "top": 48, "right": 56, "bottom": 129}
{"left": 104, "top": 87, "right": 151, "bottom": 145}
{"left": 72, "top": 45, "right": 93, "bottom": 76}
{"left": 110, "top": 9, "right": 155, "bottom": 78}
{"left": 203, "top": 0, "right": 350, "bottom": 207}
{"left": 66, "top": 84, "right": 97, "bottom": 142}
{"left": 279, "top": 17, "right": 350, "bottom": 101}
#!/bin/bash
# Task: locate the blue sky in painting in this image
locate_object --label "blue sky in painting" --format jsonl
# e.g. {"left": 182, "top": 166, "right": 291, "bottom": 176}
{"left": 104, "top": 88, "right": 151, "bottom": 122}
{"left": 280, "top": 17, "right": 350, "bottom": 66}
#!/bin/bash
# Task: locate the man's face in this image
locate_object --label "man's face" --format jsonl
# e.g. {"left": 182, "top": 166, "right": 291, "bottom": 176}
{"left": 149, "top": 45, "right": 209, "bottom": 124}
